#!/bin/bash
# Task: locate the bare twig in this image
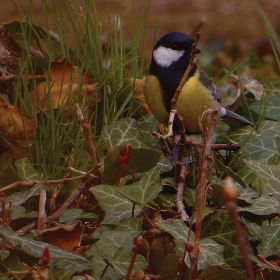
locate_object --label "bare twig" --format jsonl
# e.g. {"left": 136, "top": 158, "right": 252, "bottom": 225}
{"left": 17, "top": 181, "right": 90, "bottom": 234}
{"left": 224, "top": 177, "right": 256, "bottom": 280}
{"left": 189, "top": 109, "right": 219, "bottom": 280}
{"left": 76, "top": 104, "right": 98, "bottom": 168}
{"left": 0, "top": 166, "right": 98, "bottom": 194}
{"left": 125, "top": 236, "right": 143, "bottom": 280}
{"left": 37, "top": 175, "right": 47, "bottom": 231}
{"left": 49, "top": 173, "right": 70, "bottom": 213}
{"left": 0, "top": 74, "right": 46, "bottom": 82}
{"left": 174, "top": 116, "right": 189, "bottom": 221}
{"left": 76, "top": 104, "right": 101, "bottom": 185}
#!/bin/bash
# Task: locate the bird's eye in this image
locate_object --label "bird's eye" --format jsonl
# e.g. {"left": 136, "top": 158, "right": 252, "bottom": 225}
{"left": 172, "top": 44, "right": 177, "bottom": 50}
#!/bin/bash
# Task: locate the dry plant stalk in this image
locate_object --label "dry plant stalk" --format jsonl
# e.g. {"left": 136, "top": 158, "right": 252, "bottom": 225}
{"left": 188, "top": 108, "right": 219, "bottom": 280}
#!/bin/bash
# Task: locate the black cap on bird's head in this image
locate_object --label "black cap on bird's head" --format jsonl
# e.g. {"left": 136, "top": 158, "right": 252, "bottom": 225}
{"left": 150, "top": 32, "right": 201, "bottom": 74}
{"left": 153, "top": 32, "right": 196, "bottom": 52}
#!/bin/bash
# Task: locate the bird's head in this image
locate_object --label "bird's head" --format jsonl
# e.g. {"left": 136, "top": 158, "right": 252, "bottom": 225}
{"left": 151, "top": 32, "right": 201, "bottom": 69}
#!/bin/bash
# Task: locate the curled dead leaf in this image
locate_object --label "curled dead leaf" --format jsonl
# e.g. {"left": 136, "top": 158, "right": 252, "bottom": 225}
{"left": 127, "top": 78, "right": 151, "bottom": 114}
{"left": 0, "top": 98, "right": 35, "bottom": 146}
{"left": 38, "top": 223, "right": 83, "bottom": 253}
{"left": 30, "top": 59, "right": 100, "bottom": 115}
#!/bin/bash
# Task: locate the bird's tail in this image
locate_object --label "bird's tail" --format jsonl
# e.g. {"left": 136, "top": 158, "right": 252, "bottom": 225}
{"left": 221, "top": 108, "right": 252, "bottom": 127}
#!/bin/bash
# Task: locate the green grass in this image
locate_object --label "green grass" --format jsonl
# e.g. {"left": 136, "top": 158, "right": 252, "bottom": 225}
{"left": 6, "top": 0, "right": 150, "bottom": 179}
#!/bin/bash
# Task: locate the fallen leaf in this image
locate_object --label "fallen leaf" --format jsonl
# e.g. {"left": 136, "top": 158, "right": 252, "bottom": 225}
{"left": 39, "top": 223, "right": 83, "bottom": 253}
{"left": 0, "top": 98, "right": 35, "bottom": 146}
{"left": 127, "top": 78, "right": 151, "bottom": 114}
{"left": 30, "top": 59, "right": 100, "bottom": 114}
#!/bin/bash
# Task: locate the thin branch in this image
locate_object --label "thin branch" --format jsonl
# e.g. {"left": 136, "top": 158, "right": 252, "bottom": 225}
{"left": 224, "top": 177, "right": 256, "bottom": 280}
{"left": 17, "top": 181, "right": 90, "bottom": 234}
{"left": 189, "top": 109, "right": 219, "bottom": 280}
{"left": 37, "top": 175, "right": 47, "bottom": 231}
{"left": 0, "top": 166, "right": 98, "bottom": 193}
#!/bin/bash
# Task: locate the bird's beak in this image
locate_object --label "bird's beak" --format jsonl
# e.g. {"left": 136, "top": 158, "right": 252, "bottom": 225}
{"left": 195, "top": 48, "right": 201, "bottom": 54}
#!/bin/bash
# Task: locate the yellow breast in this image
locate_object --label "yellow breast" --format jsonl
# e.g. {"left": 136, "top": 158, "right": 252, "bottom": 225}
{"left": 143, "top": 71, "right": 221, "bottom": 134}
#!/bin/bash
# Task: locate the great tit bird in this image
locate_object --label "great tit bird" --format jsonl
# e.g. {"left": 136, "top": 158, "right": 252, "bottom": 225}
{"left": 143, "top": 32, "right": 252, "bottom": 134}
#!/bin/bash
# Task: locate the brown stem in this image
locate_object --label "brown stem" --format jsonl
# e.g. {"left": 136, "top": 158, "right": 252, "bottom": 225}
{"left": 125, "top": 236, "right": 143, "bottom": 280}
{"left": 17, "top": 181, "right": 88, "bottom": 234}
{"left": 189, "top": 109, "right": 219, "bottom": 280}
{"left": 76, "top": 104, "right": 100, "bottom": 183}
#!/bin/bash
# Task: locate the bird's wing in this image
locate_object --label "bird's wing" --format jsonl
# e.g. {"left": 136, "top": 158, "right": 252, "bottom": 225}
{"left": 197, "top": 69, "right": 221, "bottom": 103}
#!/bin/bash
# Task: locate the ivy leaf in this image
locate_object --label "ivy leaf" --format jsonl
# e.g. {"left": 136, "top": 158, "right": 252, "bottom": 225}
{"left": 12, "top": 205, "right": 38, "bottom": 220}
{"left": 103, "top": 147, "right": 162, "bottom": 185}
{"left": 5, "top": 183, "right": 40, "bottom": 206}
{"left": 156, "top": 219, "right": 224, "bottom": 270}
{"left": 101, "top": 118, "right": 146, "bottom": 152}
{"left": 54, "top": 259, "right": 90, "bottom": 274}
{"left": 250, "top": 96, "right": 280, "bottom": 121}
{"left": 244, "top": 159, "right": 280, "bottom": 202}
{"left": 15, "top": 158, "right": 40, "bottom": 181}
{"left": 49, "top": 268, "right": 71, "bottom": 280}
{"left": 238, "top": 120, "right": 280, "bottom": 184}
{"left": 258, "top": 218, "right": 280, "bottom": 257}
{"left": 238, "top": 196, "right": 280, "bottom": 215}
{"left": 117, "top": 165, "right": 162, "bottom": 206}
{"left": 198, "top": 266, "right": 247, "bottom": 280}
{"left": 201, "top": 209, "right": 251, "bottom": 271}
{"left": 0, "top": 226, "right": 88, "bottom": 261}
{"left": 58, "top": 208, "right": 98, "bottom": 223}
{"left": 0, "top": 151, "right": 21, "bottom": 189}
{"left": 91, "top": 184, "right": 141, "bottom": 225}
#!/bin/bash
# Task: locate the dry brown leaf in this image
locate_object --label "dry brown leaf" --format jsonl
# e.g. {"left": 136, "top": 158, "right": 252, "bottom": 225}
{"left": 127, "top": 78, "right": 151, "bottom": 114}
{"left": 39, "top": 223, "right": 83, "bottom": 253}
{"left": 30, "top": 59, "right": 100, "bottom": 114}
{"left": 0, "top": 98, "right": 35, "bottom": 146}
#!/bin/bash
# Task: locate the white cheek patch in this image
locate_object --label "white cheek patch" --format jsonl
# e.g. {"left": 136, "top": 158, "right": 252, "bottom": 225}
{"left": 153, "top": 46, "right": 184, "bottom": 67}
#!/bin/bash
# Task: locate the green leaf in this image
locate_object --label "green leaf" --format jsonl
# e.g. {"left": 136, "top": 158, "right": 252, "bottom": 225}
{"left": 214, "top": 159, "right": 248, "bottom": 188}
{"left": 49, "top": 268, "right": 71, "bottom": 280}
{"left": 5, "top": 183, "right": 40, "bottom": 206}
{"left": 12, "top": 205, "right": 38, "bottom": 220}
{"left": 198, "top": 266, "right": 247, "bottom": 280}
{"left": 1, "top": 251, "right": 29, "bottom": 280}
{"left": 4, "top": 21, "right": 60, "bottom": 41}
{"left": 87, "top": 244, "right": 147, "bottom": 279}
{"left": 58, "top": 208, "right": 98, "bottom": 223}
{"left": 15, "top": 158, "right": 40, "bottom": 181}
{"left": 250, "top": 96, "right": 280, "bottom": 121}
{"left": 227, "top": 125, "right": 256, "bottom": 144}
{"left": 101, "top": 118, "right": 146, "bottom": 152}
{"left": 0, "top": 151, "right": 21, "bottom": 189}
{"left": 136, "top": 114, "right": 162, "bottom": 149}
{"left": 160, "top": 254, "right": 189, "bottom": 280}
{"left": 102, "top": 147, "right": 162, "bottom": 185}
{"left": 54, "top": 259, "right": 90, "bottom": 274}
{"left": 201, "top": 209, "right": 251, "bottom": 271}
{"left": 238, "top": 121, "right": 280, "bottom": 183}
{"left": 258, "top": 218, "right": 280, "bottom": 257}
{"left": 238, "top": 196, "right": 280, "bottom": 215}
{"left": 0, "top": 226, "right": 88, "bottom": 261}
{"left": 117, "top": 165, "right": 162, "bottom": 206}
{"left": 149, "top": 237, "right": 176, "bottom": 274}
{"left": 156, "top": 219, "right": 224, "bottom": 269}
{"left": 244, "top": 159, "right": 280, "bottom": 202}
{"left": 91, "top": 185, "right": 141, "bottom": 225}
